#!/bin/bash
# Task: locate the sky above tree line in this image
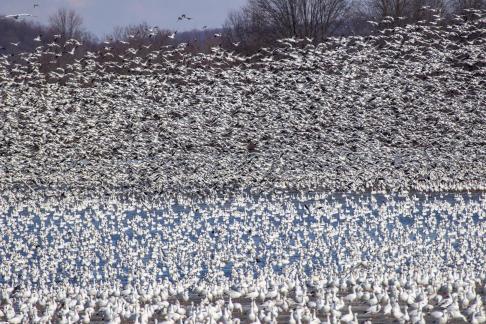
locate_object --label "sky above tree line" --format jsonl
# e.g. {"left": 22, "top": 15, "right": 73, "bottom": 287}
{"left": 0, "top": 0, "right": 247, "bottom": 37}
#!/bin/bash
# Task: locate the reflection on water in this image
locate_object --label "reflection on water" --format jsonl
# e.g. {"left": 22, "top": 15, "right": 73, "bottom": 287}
{"left": 0, "top": 191, "right": 484, "bottom": 288}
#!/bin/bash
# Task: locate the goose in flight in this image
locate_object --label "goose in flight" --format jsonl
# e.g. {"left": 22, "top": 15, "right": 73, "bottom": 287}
{"left": 5, "top": 13, "right": 32, "bottom": 19}
{"left": 178, "top": 14, "right": 192, "bottom": 21}
{"left": 65, "top": 47, "right": 76, "bottom": 55}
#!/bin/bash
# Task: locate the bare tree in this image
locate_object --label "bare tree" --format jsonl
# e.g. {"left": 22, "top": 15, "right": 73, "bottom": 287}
{"left": 48, "top": 8, "right": 84, "bottom": 40}
{"left": 250, "top": 0, "right": 349, "bottom": 38}
{"left": 409, "top": 0, "right": 445, "bottom": 21}
{"left": 224, "top": 4, "right": 277, "bottom": 51}
{"left": 367, "top": 0, "right": 408, "bottom": 19}
{"left": 365, "top": 0, "right": 448, "bottom": 23}
{"left": 225, "top": 0, "right": 349, "bottom": 51}
{"left": 452, "top": 0, "right": 485, "bottom": 13}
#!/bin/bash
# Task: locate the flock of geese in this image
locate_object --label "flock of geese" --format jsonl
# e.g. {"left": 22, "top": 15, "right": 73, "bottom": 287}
{"left": 0, "top": 8, "right": 485, "bottom": 324}
{"left": 0, "top": 11, "right": 485, "bottom": 197}
{"left": 0, "top": 192, "right": 485, "bottom": 323}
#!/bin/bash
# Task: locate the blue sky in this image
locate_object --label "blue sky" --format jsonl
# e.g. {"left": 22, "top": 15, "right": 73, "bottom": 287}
{"left": 0, "top": 0, "right": 247, "bottom": 37}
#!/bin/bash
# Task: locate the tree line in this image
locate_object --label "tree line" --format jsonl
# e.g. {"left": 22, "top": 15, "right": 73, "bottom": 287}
{"left": 0, "top": 0, "right": 484, "bottom": 57}
{"left": 223, "top": 0, "right": 485, "bottom": 52}
{"left": 0, "top": 8, "right": 223, "bottom": 56}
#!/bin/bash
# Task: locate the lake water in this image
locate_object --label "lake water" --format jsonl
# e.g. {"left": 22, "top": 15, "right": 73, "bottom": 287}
{"left": 0, "top": 191, "right": 484, "bottom": 289}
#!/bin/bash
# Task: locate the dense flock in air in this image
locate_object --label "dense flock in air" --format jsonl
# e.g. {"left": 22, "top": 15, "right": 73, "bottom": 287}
{"left": 0, "top": 7, "right": 485, "bottom": 324}
{"left": 0, "top": 10, "right": 485, "bottom": 196}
